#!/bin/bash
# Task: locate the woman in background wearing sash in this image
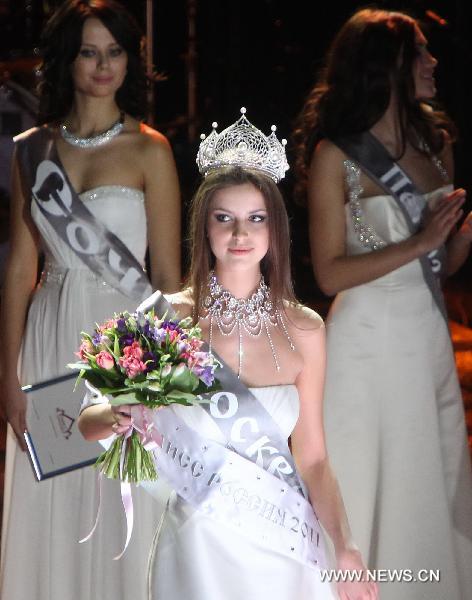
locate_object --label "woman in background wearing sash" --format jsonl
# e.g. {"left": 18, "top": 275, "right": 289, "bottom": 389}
{"left": 294, "top": 8, "right": 472, "bottom": 600}
{"left": 79, "top": 110, "right": 377, "bottom": 599}
{"left": 0, "top": 1, "right": 180, "bottom": 598}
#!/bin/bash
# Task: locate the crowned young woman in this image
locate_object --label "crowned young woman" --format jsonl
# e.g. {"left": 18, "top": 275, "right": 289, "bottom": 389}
{"left": 79, "top": 108, "right": 377, "bottom": 600}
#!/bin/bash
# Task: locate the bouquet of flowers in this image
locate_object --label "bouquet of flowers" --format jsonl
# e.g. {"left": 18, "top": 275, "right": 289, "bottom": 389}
{"left": 69, "top": 309, "right": 220, "bottom": 483}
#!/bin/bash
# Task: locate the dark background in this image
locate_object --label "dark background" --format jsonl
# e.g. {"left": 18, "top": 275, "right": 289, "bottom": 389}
{"left": 1, "top": 0, "right": 471, "bottom": 312}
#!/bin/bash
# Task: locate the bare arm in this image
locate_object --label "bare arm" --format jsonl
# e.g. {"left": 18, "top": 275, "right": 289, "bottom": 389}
{"left": 142, "top": 128, "right": 181, "bottom": 292}
{"left": 0, "top": 151, "right": 40, "bottom": 448}
{"left": 291, "top": 317, "right": 377, "bottom": 599}
{"left": 309, "top": 140, "right": 465, "bottom": 296}
{"left": 78, "top": 402, "right": 130, "bottom": 440}
{"left": 291, "top": 323, "right": 352, "bottom": 554}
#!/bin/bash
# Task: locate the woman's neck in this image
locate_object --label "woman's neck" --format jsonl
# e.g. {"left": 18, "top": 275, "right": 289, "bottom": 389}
{"left": 63, "top": 96, "right": 122, "bottom": 137}
{"left": 212, "top": 267, "right": 262, "bottom": 299}
{"left": 370, "top": 93, "right": 406, "bottom": 155}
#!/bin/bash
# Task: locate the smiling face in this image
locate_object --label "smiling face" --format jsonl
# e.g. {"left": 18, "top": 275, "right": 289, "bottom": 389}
{"left": 206, "top": 183, "right": 270, "bottom": 275}
{"left": 412, "top": 26, "right": 438, "bottom": 100}
{"left": 70, "top": 17, "right": 128, "bottom": 99}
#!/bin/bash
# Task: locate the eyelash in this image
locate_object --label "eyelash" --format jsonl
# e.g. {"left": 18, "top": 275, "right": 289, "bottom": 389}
{"left": 214, "top": 214, "right": 266, "bottom": 223}
{"left": 79, "top": 47, "right": 123, "bottom": 58}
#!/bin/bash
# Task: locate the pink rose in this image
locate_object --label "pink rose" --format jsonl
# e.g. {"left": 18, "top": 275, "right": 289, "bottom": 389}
{"left": 119, "top": 357, "right": 147, "bottom": 379}
{"left": 100, "top": 319, "right": 117, "bottom": 331}
{"left": 76, "top": 339, "right": 94, "bottom": 360}
{"left": 122, "top": 341, "right": 144, "bottom": 360}
{"left": 168, "top": 330, "right": 179, "bottom": 343}
{"left": 95, "top": 351, "right": 115, "bottom": 370}
{"left": 119, "top": 341, "right": 146, "bottom": 378}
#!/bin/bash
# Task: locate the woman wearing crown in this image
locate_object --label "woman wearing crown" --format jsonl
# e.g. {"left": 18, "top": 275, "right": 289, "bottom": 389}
{"left": 79, "top": 109, "right": 377, "bottom": 600}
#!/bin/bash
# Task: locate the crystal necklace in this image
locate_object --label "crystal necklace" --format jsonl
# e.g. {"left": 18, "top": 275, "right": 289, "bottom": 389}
{"left": 200, "top": 272, "right": 295, "bottom": 379}
{"left": 60, "top": 112, "right": 125, "bottom": 148}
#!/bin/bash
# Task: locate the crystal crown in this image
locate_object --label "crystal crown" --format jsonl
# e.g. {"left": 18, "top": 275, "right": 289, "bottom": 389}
{"left": 196, "top": 107, "right": 289, "bottom": 183}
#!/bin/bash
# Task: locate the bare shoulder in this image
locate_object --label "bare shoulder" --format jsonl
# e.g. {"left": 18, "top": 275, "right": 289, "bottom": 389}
{"left": 138, "top": 122, "right": 173, "bottom": 156}
{"left": 308, "top": 139, "right": 347, "bottom": 193}
{"left": 311, "top": 138, "right": 347, "bottom": 170}
{"left": 123, "top": 118, "right": 173, "bottom": 162}
{"left": 283, "top": 301, "right": 325, "bottom": 337}
{"left": 165, "top": 288, "right": 194, "bottom": 319}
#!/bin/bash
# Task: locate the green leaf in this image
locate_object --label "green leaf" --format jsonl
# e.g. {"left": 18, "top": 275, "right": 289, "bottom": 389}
{"left": 194, "top": 379, "right": 222, "bottom": 395}
{"left": 79, "top": 371, "right": 109, "bottom": 389}
{"left": 169, "top": 366, "right": 198, "bottom": 392}
{"left": 114, "top": 334, "right": 120, "bottom": 357}
{"left": 67, "top": 361, "right": 90, "bottom": 371}
{"left": 146, "top": 370, "right": 162, "bottom": 380}
{"left": 109, "top": 392, "right": 141, "bottom": 406}
{"left": 165, "top": 389, "right": 196, "bottom": 404}
{"left": 144, "top": 381, "right": 162, "bottom": 392}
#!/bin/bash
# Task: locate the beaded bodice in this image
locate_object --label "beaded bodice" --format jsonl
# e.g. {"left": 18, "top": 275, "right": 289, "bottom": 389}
{"left": 343, "top": 160, "right": 453, "bottom": 255}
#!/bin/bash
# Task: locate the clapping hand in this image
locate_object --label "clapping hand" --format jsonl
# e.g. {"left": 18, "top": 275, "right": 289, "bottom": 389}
{"left": 418, "top": 188, "right": 466, "bottom": 254}
{"left": 457, "top": 209, "right": 472, "bottom": 243}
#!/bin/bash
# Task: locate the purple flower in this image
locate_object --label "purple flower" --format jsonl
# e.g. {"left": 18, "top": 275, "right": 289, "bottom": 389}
{"left": 138, "top": 321, "right": 151, "bottom": 337}
{"left": 143, "top": 351, "right": 157, "bottom": 372}
{"left": 149, "top": 327, "right": 168, "bottom": 344}
{"left": 119, "top": 333, "right": 135, "bottom": 347}
{"left": 92, "top": 332, "right": 101, "bottom": 347}
{"left": 162, "top": 320, "right": 182, "bottom": 334}
{"left": 193, "top": 365, "right": 215, "bottom": 387}
{"left": 116, "top": 318, "right": 127, "bottom": 333}
{"left": 177, "top": 340, "right": 189, "bottom": 354}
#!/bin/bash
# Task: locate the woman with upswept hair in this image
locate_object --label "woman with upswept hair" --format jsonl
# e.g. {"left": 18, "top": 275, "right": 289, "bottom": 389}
{"left": 294, "top": 8, "right": 472, "bottom": 600}
{"left": 0, "top": 1, "right": 180, "bottom": 598}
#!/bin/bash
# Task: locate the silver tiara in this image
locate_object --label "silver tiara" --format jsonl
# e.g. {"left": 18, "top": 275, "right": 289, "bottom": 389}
{"left": 196, "top": 107, "right": 289, "bottom": 183}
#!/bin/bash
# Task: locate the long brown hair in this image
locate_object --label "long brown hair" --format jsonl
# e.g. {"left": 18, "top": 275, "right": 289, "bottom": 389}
{"left": 187, "top": 167, "right": 297, "bottom": 320}
{"left": 293, "top": 8, "right": 456, "bottom": 203}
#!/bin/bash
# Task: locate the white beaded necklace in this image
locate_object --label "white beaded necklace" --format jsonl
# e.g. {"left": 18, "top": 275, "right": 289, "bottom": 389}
{"left": 200, "top": 272, "right": 295, "bottom": 379}
{"left": 60, "top": 112, "right": 125, "bottom": 148}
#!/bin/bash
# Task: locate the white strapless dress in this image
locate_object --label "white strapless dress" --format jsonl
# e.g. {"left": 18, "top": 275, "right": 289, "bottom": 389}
{"left": 323, "top": 169, "right": 472, "bottom": 600}
{"left": 0, "top": 186, "right": 167, "bottom": 600}
{"left": 150, "top": 384, "right": 337, "bottom": 599}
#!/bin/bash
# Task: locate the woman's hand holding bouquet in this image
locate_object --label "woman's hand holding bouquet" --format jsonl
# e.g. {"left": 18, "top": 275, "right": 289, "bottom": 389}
{"left": 69, "top": 309, "right": 220, "bottom": 483}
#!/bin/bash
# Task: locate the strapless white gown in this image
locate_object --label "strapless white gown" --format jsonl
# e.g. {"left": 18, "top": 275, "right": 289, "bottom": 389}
{"left": 0, "top": 186, "right": 167, "bottom": 600}
{"left": 150, "top": 385, "right": 337, "bottom": 599}
{"left": 323, "top": 168, "right": 472, "bottom": 599}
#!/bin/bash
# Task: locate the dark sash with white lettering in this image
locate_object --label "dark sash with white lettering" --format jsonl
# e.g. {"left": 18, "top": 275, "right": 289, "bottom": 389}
{"left": 14, "top": 126, "right": 151, "bottom": 300}
{"left": 332, "top": 131, "right": 448, "bottom": 323}
{"left": 138, "top": 291, "right": 326, "bottom": 568}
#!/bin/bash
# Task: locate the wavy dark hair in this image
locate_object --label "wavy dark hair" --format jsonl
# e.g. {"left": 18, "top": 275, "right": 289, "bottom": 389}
{"left": 187, "top": 167, "right": 297, "bottom": 322}
{"left": 293, "top": 8, "right": 456, "bottom": 202}
{"left": 37, "top": 0, "right": 147, "bottom": 124}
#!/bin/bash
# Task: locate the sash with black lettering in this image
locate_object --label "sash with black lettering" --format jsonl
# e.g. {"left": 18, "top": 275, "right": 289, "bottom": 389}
{"left": 14, "top": 126, "right": 151, "bottom": 300}
{"left": 137, "top": 291, "right": 326, "bottom": 569}
{"left": 332, "top": 131, "right": 448, "bottom": 323}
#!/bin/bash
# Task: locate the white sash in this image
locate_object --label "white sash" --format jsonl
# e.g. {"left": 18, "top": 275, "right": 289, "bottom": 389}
{"left": 14, "top": 126, "right": 152, "bottom": 300}
{"left": 151, "top": 406, "right": 327, "bottom": 568}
